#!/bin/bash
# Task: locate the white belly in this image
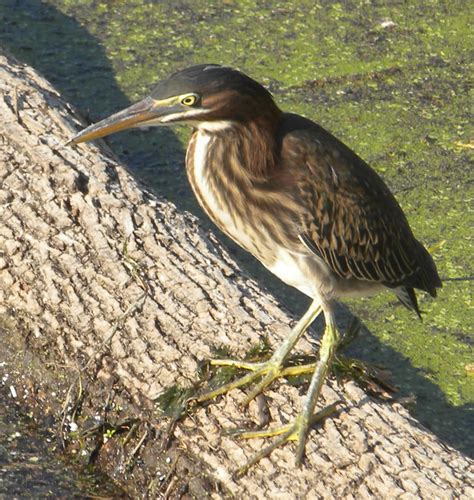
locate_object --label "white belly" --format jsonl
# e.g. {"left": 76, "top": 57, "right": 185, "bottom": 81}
{"left": 265, "top": 250, "right": 317, "bottom": 297}
{"left": 266, "top": 249, "right": 385, "bottom": 301}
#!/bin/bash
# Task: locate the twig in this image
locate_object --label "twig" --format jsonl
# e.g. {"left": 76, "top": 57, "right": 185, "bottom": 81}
{"left": 13, "top": 87, "right": 22, "bottom": 124}
{"left": 124, "top": 430, "right": 148, "bottom": 470}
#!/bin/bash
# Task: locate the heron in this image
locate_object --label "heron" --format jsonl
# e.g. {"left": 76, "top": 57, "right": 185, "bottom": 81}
{"left": 69, "top": 64, "right": 441, "bottom": 471}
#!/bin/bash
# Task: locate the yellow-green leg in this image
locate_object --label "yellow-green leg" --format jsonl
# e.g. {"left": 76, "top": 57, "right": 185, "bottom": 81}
{"left": 197, "top": 300, "right": 322, "bottom": 405}
{"left": 235, "top": 313, "right": 340, "bottom": 475}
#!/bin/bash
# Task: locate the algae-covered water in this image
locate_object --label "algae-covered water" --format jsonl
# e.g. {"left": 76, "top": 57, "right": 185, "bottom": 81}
{"left": 0, "top": 0, "right": 472, "bottom": 460}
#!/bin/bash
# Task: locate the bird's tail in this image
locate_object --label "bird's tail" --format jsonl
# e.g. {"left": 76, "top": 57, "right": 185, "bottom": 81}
{"left": 415, "top": 242, "right": 442, "bottom": 297}
{"left": 396, "top": 286, "right": 422, "bottom": 319}
{"left": 396, "top": 242, "right": 442, "bottom": 319}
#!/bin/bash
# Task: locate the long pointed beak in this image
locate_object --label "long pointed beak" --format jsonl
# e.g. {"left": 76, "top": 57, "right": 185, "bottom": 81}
{"left": 68, "top": 96, "right": 180, "bottom": 145}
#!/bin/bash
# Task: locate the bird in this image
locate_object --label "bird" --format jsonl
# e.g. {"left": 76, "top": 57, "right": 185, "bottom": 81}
{"left": 69, "top": 64, "right": 442, "bottom": 472}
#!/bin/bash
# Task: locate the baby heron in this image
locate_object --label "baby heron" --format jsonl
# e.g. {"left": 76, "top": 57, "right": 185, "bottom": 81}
{"left": 70, "top": 64, "right": 441, "bottom": 471}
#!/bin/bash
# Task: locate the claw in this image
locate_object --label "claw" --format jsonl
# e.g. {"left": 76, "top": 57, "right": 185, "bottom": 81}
{"left": 234, "top": 402, "right": 340, "bottom": 477}
{"left": 197, "top": 358, "right": 285, "bottom": 405}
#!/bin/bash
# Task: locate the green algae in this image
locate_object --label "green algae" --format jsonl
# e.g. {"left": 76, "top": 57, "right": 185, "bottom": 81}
{"left": 0, "top": 0, "right": 472, "bottom": 455}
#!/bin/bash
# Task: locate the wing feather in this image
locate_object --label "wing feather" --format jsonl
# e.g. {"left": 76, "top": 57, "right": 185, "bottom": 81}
{"left": 280, "top": 120, "right": 441, "bottom": 296}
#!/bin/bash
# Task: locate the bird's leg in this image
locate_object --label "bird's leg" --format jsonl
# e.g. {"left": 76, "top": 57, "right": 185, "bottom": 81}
{"left": 234, "top": 304, "right": 340, "bottom": 475}
{"left": 197, "top": 301, "right": 322, "bottom": 406}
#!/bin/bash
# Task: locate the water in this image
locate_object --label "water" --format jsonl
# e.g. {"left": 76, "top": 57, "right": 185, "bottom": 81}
{"left": 0, "top": 382, "right": 126, "bottom": 499}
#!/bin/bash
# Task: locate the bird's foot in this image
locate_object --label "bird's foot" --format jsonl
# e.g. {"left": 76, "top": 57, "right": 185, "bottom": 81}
{"left": 197, "top": 356, "right": 303, "bottom": 406}
{"left": 230, "top": 402, "right": 339, "bottom": 477}
{"left": 197, "top": 302, "right": 324, "bottom": 406}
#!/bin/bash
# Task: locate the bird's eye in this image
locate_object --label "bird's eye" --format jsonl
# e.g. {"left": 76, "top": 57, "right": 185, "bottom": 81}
{"left": 181, "top": 95, "right": 198, "bottom": 106}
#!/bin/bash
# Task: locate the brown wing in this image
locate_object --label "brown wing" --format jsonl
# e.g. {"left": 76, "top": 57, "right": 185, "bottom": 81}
{"left": 279, "top": 114, "right": 441, "bottom": 296}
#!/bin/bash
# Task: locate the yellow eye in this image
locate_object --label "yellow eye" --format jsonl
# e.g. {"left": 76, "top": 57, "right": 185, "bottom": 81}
{"left": 181, "top": 95, "right": 197, "bottom": 106}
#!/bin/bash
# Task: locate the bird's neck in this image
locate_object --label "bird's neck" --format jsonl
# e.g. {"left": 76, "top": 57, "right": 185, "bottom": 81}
{"left": 194, "top": 114, "right": 281, "bottom": 181}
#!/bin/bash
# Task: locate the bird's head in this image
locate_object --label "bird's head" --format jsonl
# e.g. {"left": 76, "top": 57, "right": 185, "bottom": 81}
{"left": 69, "top": 64, "right": 280, "bottom": 144}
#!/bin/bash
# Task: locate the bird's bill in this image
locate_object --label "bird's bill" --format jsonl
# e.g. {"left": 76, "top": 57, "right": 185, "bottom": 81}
{"left": 68, "top": 96, "right": 183, "bottom": 145}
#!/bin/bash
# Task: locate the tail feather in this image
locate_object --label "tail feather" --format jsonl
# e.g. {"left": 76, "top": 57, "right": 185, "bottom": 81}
{"left": 396, "top": 286, "right": 422, "bottom": 319}
{"left": 416, "top": 243, "right": 442, "bottom": 297}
